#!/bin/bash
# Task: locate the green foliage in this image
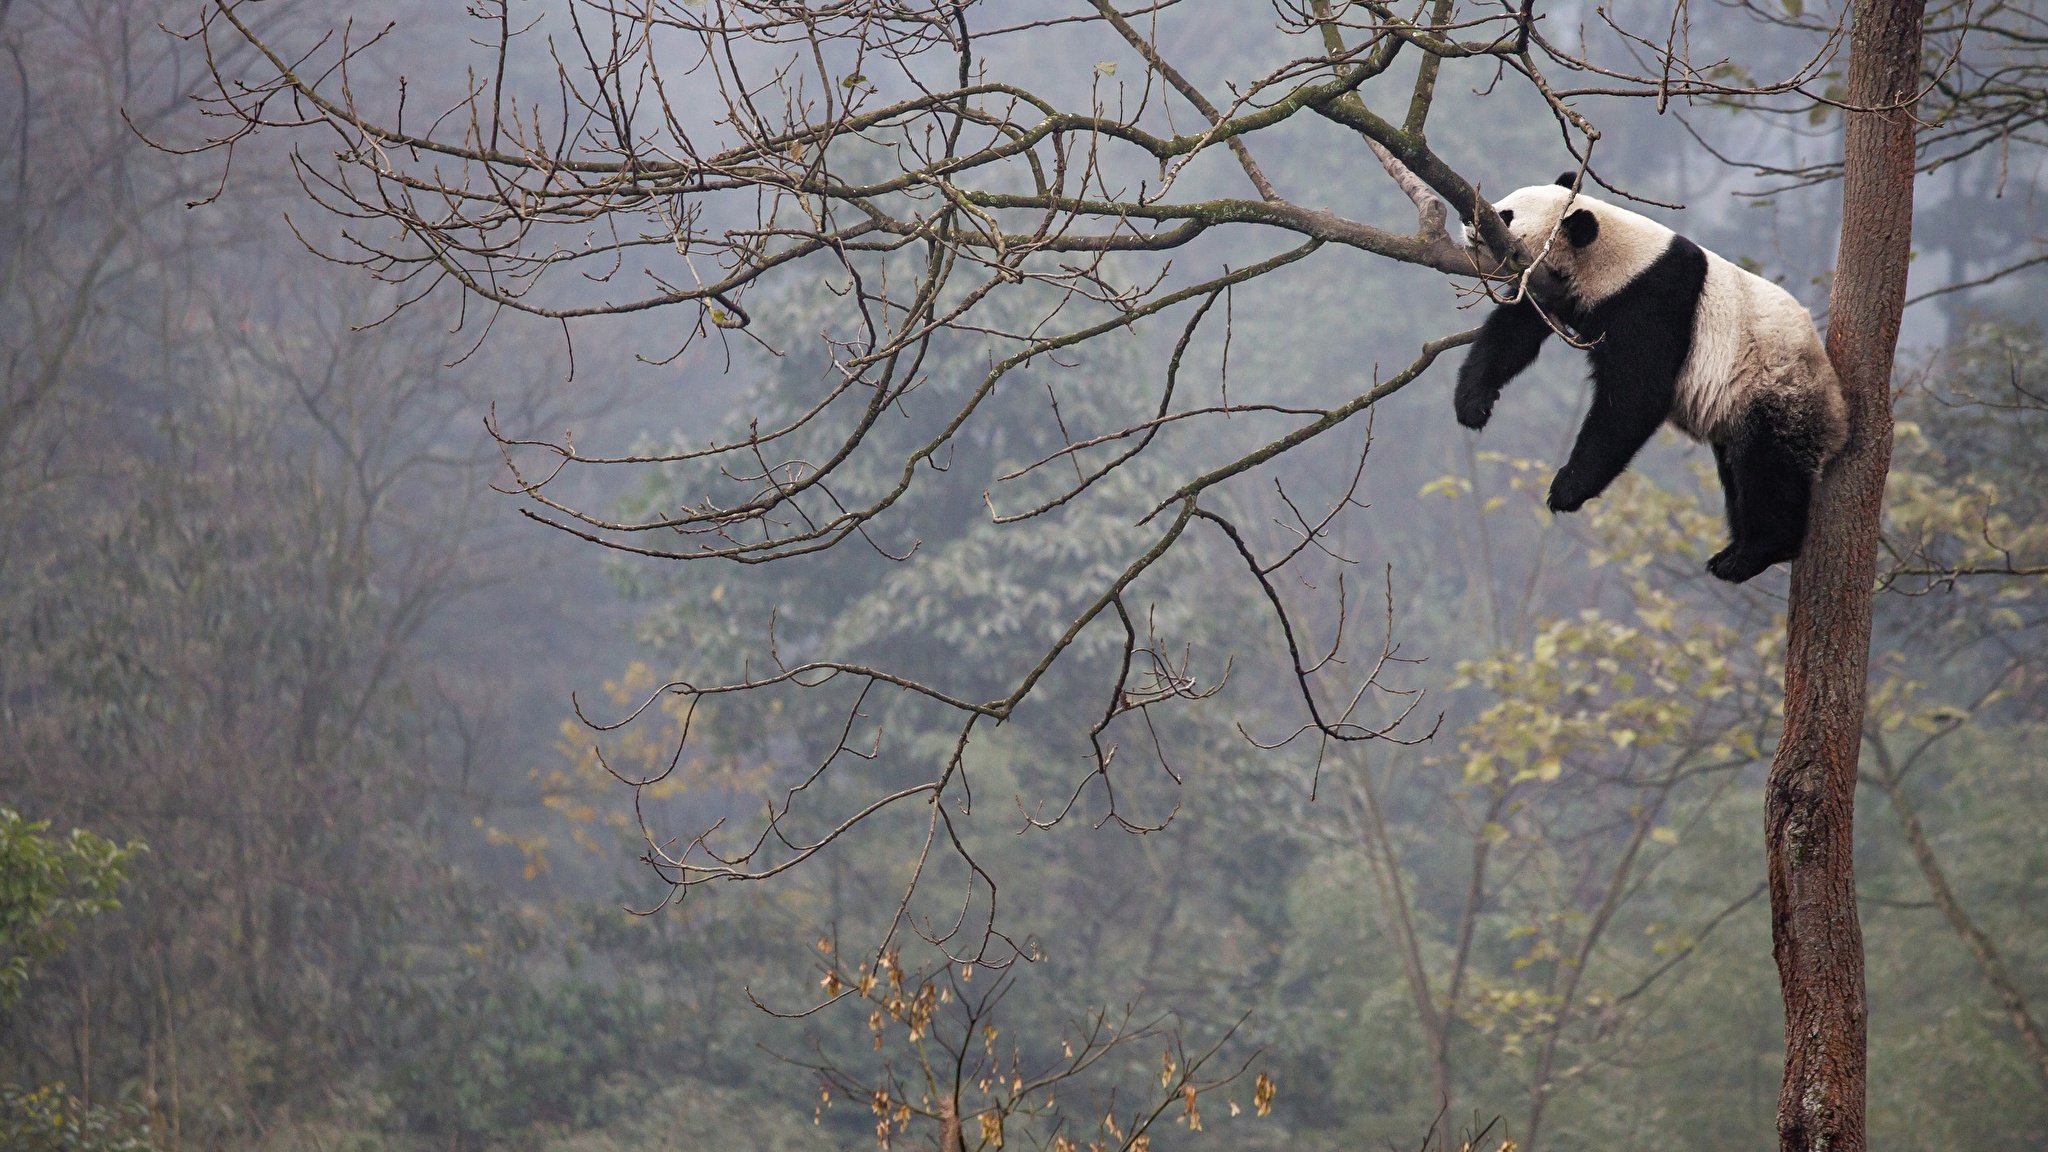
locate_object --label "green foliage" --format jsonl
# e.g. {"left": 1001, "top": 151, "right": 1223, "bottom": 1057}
{"left": 378, "top": 956, "right": 658, "bottom": 1138}
{"left": 0, "top": 808, "right": 140, "bottom": 1010}
{"left": 0, "top": 1084, "right": 160, "bottom": 1152}
{"left": 1886, "top": 321, "right": 2048, "bottom": 585}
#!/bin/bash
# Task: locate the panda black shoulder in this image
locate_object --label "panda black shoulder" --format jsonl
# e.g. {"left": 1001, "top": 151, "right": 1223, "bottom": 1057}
{"left": 1584, "top": 231, "right": 1708, "bottom": 332}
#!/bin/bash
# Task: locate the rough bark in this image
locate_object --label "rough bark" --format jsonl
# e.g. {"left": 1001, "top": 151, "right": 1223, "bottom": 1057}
{"left": 1767, "top": 0, "right": 1925, "bottom": 1147}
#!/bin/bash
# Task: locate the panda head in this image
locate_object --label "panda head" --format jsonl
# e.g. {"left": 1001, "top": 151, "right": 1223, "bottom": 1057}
{"left": 1485, "top": 173, "right": 1675, "bottom": 304}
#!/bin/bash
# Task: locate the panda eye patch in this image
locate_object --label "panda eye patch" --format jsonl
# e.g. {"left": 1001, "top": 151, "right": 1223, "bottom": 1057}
{"left": 1498, "top": 209, "right": 1514, "bottom": 226}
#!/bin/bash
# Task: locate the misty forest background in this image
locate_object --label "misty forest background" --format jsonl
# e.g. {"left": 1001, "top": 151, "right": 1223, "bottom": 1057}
{"left": 4, "top": 1, "right": 2047, "bottom": 1149}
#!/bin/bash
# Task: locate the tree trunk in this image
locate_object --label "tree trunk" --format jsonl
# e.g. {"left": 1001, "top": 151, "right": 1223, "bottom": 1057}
{"left": 1767, "top": 0, "right": 1924, "bottom": 1148}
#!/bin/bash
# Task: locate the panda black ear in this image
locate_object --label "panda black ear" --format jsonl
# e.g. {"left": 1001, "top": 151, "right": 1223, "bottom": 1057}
{"left": 1555, "top": 171, "right": 1580, "bottom": 189}
{"left": 1563, "top": 208, "right": 1599, "bottom": 247}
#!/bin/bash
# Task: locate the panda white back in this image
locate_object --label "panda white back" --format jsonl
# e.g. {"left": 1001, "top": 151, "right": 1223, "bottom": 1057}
{"left": 1678, "top": 252, "right": 1844, "bottom": 450}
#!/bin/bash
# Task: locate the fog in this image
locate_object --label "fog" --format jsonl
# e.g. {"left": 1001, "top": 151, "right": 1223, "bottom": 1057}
{"left": 3, "top": 2, "right": 2045, "bottom": 1150}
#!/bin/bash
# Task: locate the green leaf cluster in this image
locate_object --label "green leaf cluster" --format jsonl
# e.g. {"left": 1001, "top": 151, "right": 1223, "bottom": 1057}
{"left": 0, "top": 808, "right": 142, "bottom": 1011}
{"left": 0, "top": 1084, "right": 160, "bottom": 1152}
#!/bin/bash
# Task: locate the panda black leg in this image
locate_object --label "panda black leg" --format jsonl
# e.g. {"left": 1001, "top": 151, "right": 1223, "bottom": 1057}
{"left": 1711, "top": 441, "right": 1745, "bottom": 553}
{"left": 1455, "top": 300, "right": 1554, "bottom": 430}
{"left": 1547, "top": 370, "right": 1673, "bottom": 513}
{"left": 1546, "top": 288, "right": 1682, "bottom": 513}
{"left": 1706, "top": 411, "right": 1817, "bottom": 583}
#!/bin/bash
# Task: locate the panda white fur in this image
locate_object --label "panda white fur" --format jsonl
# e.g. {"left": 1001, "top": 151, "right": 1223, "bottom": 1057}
{"left": 1453, "top": 175, "right": 1847, "bottom": 583}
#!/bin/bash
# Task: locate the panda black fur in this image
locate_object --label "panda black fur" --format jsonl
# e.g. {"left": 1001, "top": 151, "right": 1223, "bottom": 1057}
{"left": 1454, "top": 175, "right": 1847, "bottom": 584}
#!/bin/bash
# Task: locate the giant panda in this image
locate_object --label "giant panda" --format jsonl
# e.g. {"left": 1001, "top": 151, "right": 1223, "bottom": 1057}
{"left": 1453, "top": 175, "right": 1846, "bottom": 584}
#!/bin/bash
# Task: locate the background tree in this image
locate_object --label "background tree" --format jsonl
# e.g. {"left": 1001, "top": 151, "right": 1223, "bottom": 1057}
{"left": 0, "top": 808, "right": 156, "bottom": 1152}
{"left": 0, "top": 810, "right": 140, "bottom": 1013}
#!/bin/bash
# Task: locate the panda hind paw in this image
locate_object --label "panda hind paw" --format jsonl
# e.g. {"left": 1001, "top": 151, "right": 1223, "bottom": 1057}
{"left": 1546, "top": 469, "right": 1598, "bottom": 514}
{"left": 1705, "top": 546, "right": 1775, "bottom": 584}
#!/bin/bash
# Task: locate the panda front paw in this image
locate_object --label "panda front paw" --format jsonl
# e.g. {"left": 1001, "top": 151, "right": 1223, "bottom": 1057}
{"left": 1706, "top": 546, "right": 1773, "bottom": 584}
{"left": 1454, "top": 386, "right": 1495, "bottom": 430}
{"left": 1546, "top": 468, "right": 1598, "bottom": 513}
